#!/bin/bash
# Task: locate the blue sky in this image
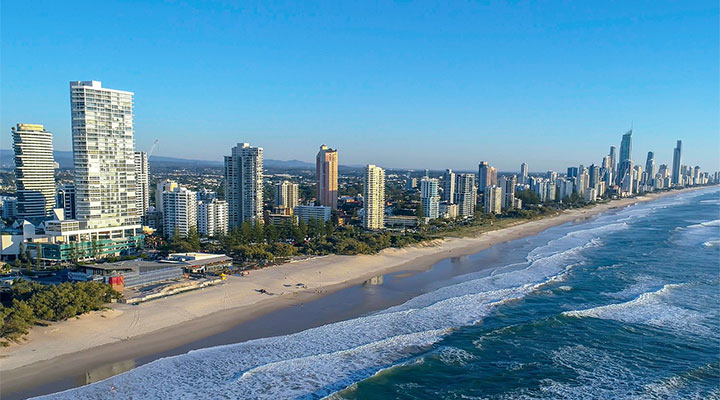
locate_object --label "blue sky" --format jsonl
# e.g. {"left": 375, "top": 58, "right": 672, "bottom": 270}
{"left": 2, "top": 1, "right": 718, "bottom": 172}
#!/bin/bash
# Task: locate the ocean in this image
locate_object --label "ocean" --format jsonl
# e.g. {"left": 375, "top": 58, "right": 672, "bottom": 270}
{"left": 38, "top": 187, "right": 720, "bottom": 399}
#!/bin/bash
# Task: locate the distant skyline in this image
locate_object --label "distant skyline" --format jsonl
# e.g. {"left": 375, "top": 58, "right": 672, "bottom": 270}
{"left": 2, "top": 1, "right": 718, "bottom": 172}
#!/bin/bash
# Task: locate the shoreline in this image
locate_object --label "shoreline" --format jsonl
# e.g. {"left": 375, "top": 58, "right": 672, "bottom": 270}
{"left": 0, "top": 186, "right": 713, "bottom": 398}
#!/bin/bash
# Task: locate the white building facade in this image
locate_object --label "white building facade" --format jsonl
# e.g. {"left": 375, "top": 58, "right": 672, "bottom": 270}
{"left": 162, "top": 187, "right": 197, "bottom": 238}
{"left": 70, "top": 81, "right": 138, "bottom": 229}
{"left": 12, "top": 123, "right": 56, "bottom": 222}
{"left": 225, "top": 143, "right": 263, "bottom": 227}
{"left": 134, "top": 151, "right": 150, "bottom": 219}
{"left": 363, "top": 165, "right": 386, "bottom": 230}
{"left": 197, "top": 198, "right": 228, "bottom": 237}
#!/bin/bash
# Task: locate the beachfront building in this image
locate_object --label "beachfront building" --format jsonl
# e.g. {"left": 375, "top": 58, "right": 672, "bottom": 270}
{"left": 70, "top": 81, "right": 139, "bottom": 230}
{"left": 225, "top": 143, "right": 263, "bottom": 227}
{"left": 484, "top": 186, "right": 503, "bottom": 214}
{"left": 162, "top": 186, "right": 197, "bottom": 239}
{"left": 439, "top": 202, "right": 458, "bottom": 219}
{"left": 500, "top": 175, "right": 517, "bottom": 209}
{"left": 134, "top": 151, "right": 150, "bottom": 219}
{"left": 12, "top": 123, "right": 56, "bottom": 222}
{"left": 316, "top": 145, "right": 338, "bottom": 209}
{"left": 274, "top": 181, "right": 300, "bottom": 211}
{"left": 454, "top": 173, "right": 476, "bottom": 218}
{"left": 420, "top": 177, "right": 440, "bottom": 220}
{"left": 197, "top": 198, "right": 228, "bottom": 237}
{"left": 294, "top": 205, "right": 332, "bottom": 223}
{"left": 363, "top": 165, "right": 386, "bottom": 230}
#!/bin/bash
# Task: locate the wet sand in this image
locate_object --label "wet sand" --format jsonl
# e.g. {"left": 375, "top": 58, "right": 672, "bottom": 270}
{"left": 0, "top": 187, "right": 709, "bottom": 399}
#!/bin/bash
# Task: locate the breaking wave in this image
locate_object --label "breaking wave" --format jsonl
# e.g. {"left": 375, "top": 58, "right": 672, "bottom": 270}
{"left": 562, "top": 284, "right": 712, "bottom": 336}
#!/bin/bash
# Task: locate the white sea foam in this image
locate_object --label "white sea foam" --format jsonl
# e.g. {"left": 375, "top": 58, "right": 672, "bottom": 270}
{"left": 502, "top": 345, "right": 720, "bottom": 400}
{"left": 37, "top": 202, "right": 637, "bottom": 399}
{"left": 563, "top": 284, "right": 712, "bottom": 336}
{"left": 672, "top": 219, "right": 720, "bottom": 247}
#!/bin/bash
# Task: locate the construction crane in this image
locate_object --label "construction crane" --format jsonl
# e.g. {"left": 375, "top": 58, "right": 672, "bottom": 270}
{"left": 148, "top": 139, "right": 159, "bottom": 158}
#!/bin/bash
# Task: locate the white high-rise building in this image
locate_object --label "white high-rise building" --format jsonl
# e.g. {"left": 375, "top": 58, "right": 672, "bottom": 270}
{"left": 484, "top": 186, "right": 502, "bottom": 214}
{"left": 162, "top": 186, "right": 197, "bottom": 238}
{"left": 11, "top": 123, "right": 56, "bottom": 222}
{"left": 420, "top": 177, "right": 440, "bottom": 220}
{"left": 274, "top": 181, "right": 300, "bottom": 210}
{"left": 197, "top": 198, "right": 228, "bottom": 237}
{"left": 70, "top": 81, "right": 138, "bottom": 229}
{"left": 363, "top": 165, "right": 385, "bottom": 230}
{"left": 225, "top": 143, "right": 263, "bottom": 227}
{"left": 454, "top": 173, "right": 476, "bottom": 217}
{"left": 520, "top": 163, "right": 528, "bottom": 184}
{"left": 155, "top": 179, "right": 179, "bottom": 213}
{"left": 134, "top": 151, "right": 149, "bottom": 219}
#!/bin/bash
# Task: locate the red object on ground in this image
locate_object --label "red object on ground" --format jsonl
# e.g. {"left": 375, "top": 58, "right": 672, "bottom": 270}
{"left": 108, "top": 275, "right": 125, "bottom": 291}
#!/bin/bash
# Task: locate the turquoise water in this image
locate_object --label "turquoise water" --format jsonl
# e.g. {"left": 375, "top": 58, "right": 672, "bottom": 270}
{"left": 40, "top": 187, "right": 720, "bottom": 399}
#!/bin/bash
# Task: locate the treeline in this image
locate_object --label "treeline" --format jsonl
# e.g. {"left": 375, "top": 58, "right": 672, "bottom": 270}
{"left": 159, "top": 219, "right": 432, "bottom": 263}
{"left": 0, "top": 280, "right": 121, "bottom": 345}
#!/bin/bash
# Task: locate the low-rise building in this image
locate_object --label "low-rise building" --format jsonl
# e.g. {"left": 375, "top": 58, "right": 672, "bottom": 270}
{"left": 294, "top": 205, "right": 332, "bottom": 223}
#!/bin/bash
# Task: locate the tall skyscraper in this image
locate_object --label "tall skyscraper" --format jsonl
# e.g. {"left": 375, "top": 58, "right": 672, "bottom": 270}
{"left": 442, "top": 169, "right": 456, "bottom": 204}
{"left": 478, "top": 162, "right": 497, "bottom": 192}
{"left": 56, "top": 183, "right": 76, "bottom": 220}
{"left": 134, "top": 151, "right": 150, "bottom": 219}
{"left": 609, "top": 146, "right": 617, "bottom": 175}
{"left": 520, "top": 163, "right": 528, "bottom": 184}
{"left": 363, "top": 165, "right": 385, "bottom": 230}
{"left": 645, "top": 151, "right": 656, "bottom": 180}
{"left": 589, "top": 165, "right": 600, "bottom": 188}
{"left": 11, "top": 123, "right": 56, "bottom": 222}
{"left": 672, "top": 140, "right": 682, "bottom": 186}
{"left": 316, "top": 145, "right": 338, "bottom": 209}
{"left": 420, "top": 177, "right": 440, "bottom": 220}
{"left": 225, "top": 143, "right": 264, "bottom": 227}
{"left": 275, "top": 181, "right": 300, "bottom": 210}
{"left": 454, "top": 173, "right": 476, "bottom": 217}
{"left": 197, "top": 198, "right": 229, "bottom": 237}
{"left": 162, "top": 186, "right": 197, "bottom": 238}
{"left": 619, "top": 129, "right": 633, "bottom": 163}
{"left": 500, "top": 175, "right": 517, "bottom": 209}
{"left": 616, "top": 130, "right": 633, "bottom": 186}
{"left": 484, "top": 186, "right": 502, "bottom": 214}
{"left": 70, "top": 81, "right": 138, "bottom": 229}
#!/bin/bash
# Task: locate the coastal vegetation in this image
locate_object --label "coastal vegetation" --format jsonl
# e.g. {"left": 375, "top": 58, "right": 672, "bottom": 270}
{"left": 154, "top": 190, "right": 597, "bottom": 264}
{"left": 0, "top": 280, "right": 121, "bottom": 345}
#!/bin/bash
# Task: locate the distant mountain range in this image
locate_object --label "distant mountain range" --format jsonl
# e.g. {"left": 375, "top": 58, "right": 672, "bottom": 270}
{"left": 0, "top": 149, "right": 317, "bottom": 170}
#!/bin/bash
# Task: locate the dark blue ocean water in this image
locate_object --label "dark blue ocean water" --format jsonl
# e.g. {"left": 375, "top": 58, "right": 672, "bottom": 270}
{"left": 41, "top": 187, "right": 720, "bottom": 399}
{"left": 339, "top": 188, "right": 720, "bottom": 400}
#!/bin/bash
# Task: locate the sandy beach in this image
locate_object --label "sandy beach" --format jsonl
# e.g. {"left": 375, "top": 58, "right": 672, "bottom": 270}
{"left": 0, "top": 187, "right": 710, "bottom": 398}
